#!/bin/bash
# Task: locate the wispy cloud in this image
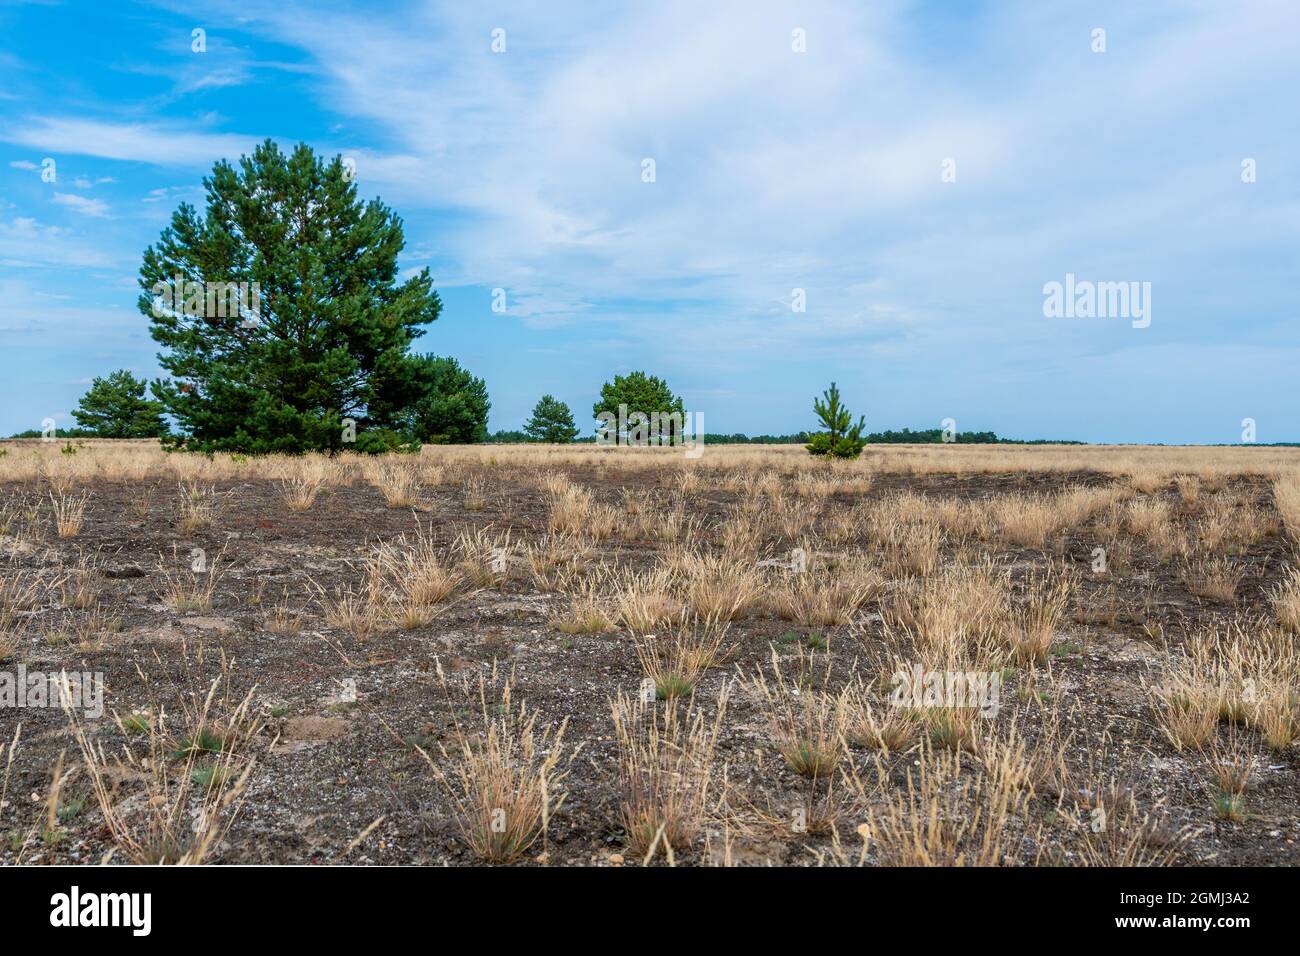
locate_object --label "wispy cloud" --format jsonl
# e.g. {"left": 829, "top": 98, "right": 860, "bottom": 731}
{"left": 215, "top": 0, "right": 1300, "bottom": 367}
{"left": 52, "top": 191, "right": 110, "bottom": 217}
{"left": 0, "top": 217, "right": 118, "bottom": 268}
{"left": 4, "top": 116, "right": 258, "bottom": 167}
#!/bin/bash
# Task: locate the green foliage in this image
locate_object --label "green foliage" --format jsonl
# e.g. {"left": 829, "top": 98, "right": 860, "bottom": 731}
{"left": 700, "top": 432, "right": 812, "bottom": 445}
{"left": 121, "top": 713, "right": 151, "bottom": 735}
{"left": 592, "top": 371, "right": 685, "bottom": 443}
{"left": 351, "top": 429, "right": 420, "bottom": 455}
{"left": 170, "top": 729, "right": 226, "bottom": 760}
{"left": 861, "top": 427, "right": 1084, "bottom": 445}
{"left": 7, "top": 428, "right": 97, "bottom": 439}
{"left": 864, "top": 427, "right": 993, "bottom": 444}
{"left": 140, "top": 140, "right": 442, "bottom": 454}
{"left": 805, "top": 432, "right": 868, "bottom": 458}
{"left": 486, "top": 429, "right": 530, "bottom": 444}
{"left": 806, "top": 381, "right": 866, "bottom": 460}
{"left": 56, "top": 792, "right": 88, "bottom": 824}
{"left": 485, "top": 428, "right": 1082, "bottom": 446}
{"left": 391, "top": 355, "right": 490, "bottom": 444}
{"left": 524, "top": 394, "right": 579, "bottom": 443}
{"left": 71, "top": 370, "right": 167, "bottom": 438}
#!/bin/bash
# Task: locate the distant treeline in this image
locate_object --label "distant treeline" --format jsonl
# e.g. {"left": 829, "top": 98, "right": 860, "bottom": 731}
{"left": 484, "top": 427, "right": 1085, "bottom": 445}
{"left": 861, "top": 428, "right": 1084, "bottom": 445}
{"left": 485, "top": 430, "right": 815, "bottom": 445}
{"left": 7, "top": 428, "right": 98, "bottom": 439}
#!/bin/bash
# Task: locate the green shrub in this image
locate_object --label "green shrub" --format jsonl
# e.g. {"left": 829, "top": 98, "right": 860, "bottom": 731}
{"left": 806, "top": 382, "right": 865, "bottom": 460}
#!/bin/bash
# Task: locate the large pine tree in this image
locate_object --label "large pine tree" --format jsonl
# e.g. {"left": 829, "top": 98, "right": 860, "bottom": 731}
{"left": 139, "top": 140, "right": 443, "bottom": 453}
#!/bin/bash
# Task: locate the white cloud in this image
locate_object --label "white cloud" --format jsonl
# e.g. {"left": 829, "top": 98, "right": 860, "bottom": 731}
{"left": 206, "top": 0, "right": 1300, "bottom": 368}
{"left": 4, "top": 116, "right": 258, "bottom": 167}
{"left": 0, "top": 216, "right": 118, "bottom": 268}
{"left": 71, "top": 175, "right": 112, "bottom": 188}
{"left": 0, "top": 276, "right": 144, "bottom": 342}
{"left": 52, "top": 191, "right": 110, "bottom": 218}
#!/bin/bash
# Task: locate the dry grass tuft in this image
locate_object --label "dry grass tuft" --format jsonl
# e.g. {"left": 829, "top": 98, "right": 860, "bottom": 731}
{"left": 66, "top": 676, "right": 259, "bottom": 864}
{"left": 767, "top": 562, "right": 882, "bottom": 628}
{"left": 746, "top": 649, "right": 845, "bottom": 779}
{"left": 1149, "top": 658, "right": 1219, "bottom": 752}
{"left": 851, "top": 743, "right": 1033, "bottom": 866}
{"left": 371, "top": 460, "right": 420, "bottom": 508}
{"left": 883, "top": 560, "right": 1009, "bottom": 665}
{"left": 263, "top": 589, "right": 304, "bottom": 635}
{"left": 0, "top": 563, "right": 50, "bottom": 631}
{"left": 1124, "top": 497, "right": 1175, "bottom": 551}
{"left": 522, "top": 534, "right": 591, "bottom": 591}
{"left": 49, "top": 490, "right": 89, "bottom": 539}
{"left": 281, "top": 475, "right": 327, "bottom": 512}
{"left": 841, "top": 677, "right": 917, "bottom": 753}
{"left": 1273, "top": 473, "right": 1300, "bottom": 541}
{"left": 424, "top": 674, "right": 569, "bottom": 863}
{"left": 991, "top": 494, "right": 1060, "bottom": 548}
{"left": 1207, "top": 733, "right": 1256, "bottom": 801}
{"left": 1007, "top": 569, "right": 1074, "bottom": 664}
{"left": 451, "top": 527, "right": 515, "bottom": 587}
{"left": 679, "top": 551, "right": 760, "bottom": 621}
{"left": 0, "top": 627, "right": 18, "bottom": 663}
{"left": 614, "top": 566, "right": 680, "bottom": 634}
{"left": 61, "top": 551, "right": 99, "bottom": 610}
{"left": 373, "top": 525, "right": 462, "bottom": 608}
{"left": 633, "top": 615, "right": 730, "bottom": 700}
{"left": 1127, "top": 469, "right": 1168, "bottom": 494}
{"left": 549, "top": 577, "right": 616, "bottom": 635}
{"left": 157, "top": 544, "right": 225, "bottom": 612}
{"left": 610, "top": 683, "right": 730, "bottom": 858}
{"left": 1174, "top": 474, "right": 1201, "bottom": 505}
{"left": 1270, "top": 567, "right": 1300, "bottom": 632}
{"left": 462, "top": 475, "right": 489, "bottom": 512}
{"left": 1181, "top": 556, "right": 1244, "bottom": 602}
{"left": 314, "top": 580, "right": 381, "bottom": 639}
{"left": 176, "top": 481, "right": 218, "bottom": 534}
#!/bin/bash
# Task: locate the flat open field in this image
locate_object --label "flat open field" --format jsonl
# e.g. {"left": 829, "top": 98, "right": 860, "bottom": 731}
{"left": 1, "top": 441, "right": 1299, "bottom": 866}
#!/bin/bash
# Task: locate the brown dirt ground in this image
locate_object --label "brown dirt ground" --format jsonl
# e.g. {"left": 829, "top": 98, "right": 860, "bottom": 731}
{"left": 1, "top": 467, "right": 1297, "bottom": 866}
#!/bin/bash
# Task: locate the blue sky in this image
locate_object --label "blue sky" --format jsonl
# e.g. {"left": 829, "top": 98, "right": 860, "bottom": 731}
{"left": 1, "top": 0, "right": 1297, "bottom": 443}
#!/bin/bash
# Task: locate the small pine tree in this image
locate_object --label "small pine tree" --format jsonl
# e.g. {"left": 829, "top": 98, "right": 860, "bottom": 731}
{"left": 806, "top": 381, "right": 866, "bottom": 459}
{"left": 72, "top": 370, "right": 167, "bottom": 438}
{"left": 525, "top": 395, "right": 579, "bottom": 443}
